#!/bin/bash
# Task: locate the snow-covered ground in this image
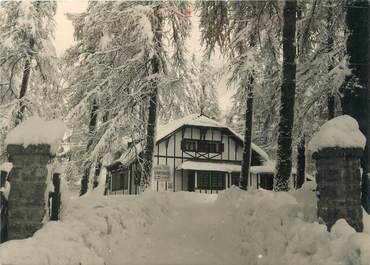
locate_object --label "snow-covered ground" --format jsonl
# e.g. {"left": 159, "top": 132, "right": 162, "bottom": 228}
{"left": 0, "top": 184, "right": 370, "bottom": 265}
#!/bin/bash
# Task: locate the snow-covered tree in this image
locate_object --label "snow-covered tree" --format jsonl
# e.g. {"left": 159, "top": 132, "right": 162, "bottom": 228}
{"left": 341, "top": 0, "right": 369, "bottom": 211}
{"left": 198, "top": 0, "right": 275, "bottom": 189}
{"left": 274, "top": 0, "right": 298, "bottom": 191}
{"left": 0, "top": 0, "right": 58, "bottom": 158}
{"left": 62, "top": 1, "right": 206, "bottom": 192}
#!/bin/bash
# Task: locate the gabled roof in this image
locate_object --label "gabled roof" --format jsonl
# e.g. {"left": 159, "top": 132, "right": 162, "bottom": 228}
{"left": 157, "top": 114, "right": 223, "bottom": 141}
{"left": 109, "top": 114, "right": 270, "bottom": 168}
{"left": 157, "top": 114, "right": 269, "bottom": 161}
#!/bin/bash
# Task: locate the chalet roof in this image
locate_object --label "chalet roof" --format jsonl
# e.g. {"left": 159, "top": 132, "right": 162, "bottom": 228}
{"left": 157, "top": 114, "right": 222, "bottom": 141}
{"left": 157, "top": 114, "right": 269, "bottom": 161}
{"left": 109, "top": 114, "right": 270, "bottom": 168}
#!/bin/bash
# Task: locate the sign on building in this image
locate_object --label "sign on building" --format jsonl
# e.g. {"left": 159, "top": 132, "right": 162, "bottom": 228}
{"left": 153, "top": 165, "right": 170, "bottom": 181}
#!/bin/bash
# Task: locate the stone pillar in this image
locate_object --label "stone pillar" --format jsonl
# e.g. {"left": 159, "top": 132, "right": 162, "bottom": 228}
{"left": 6, "top": 144, "right": 52, "bottom": 240}
{"left": 312, "top": 147, "right": 364, "bottom": 232}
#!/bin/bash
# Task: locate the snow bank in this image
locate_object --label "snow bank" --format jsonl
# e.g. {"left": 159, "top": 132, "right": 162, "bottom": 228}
{"left": 0, "top": 191, "right": 171, "bottom": 265}
{"left": 5, "top": 116, "right": 66, "bottom": 154}
{"left": 0, "top": 162, "right": 13, "bottom": 173}
{"left": 308, "top": 115, "right": 366, "bottom": 153}
{"left": 215, "top": 186, "right": 370, "bottom": 265}
{"left": 0, "top": 186, "right": 369, "bottom": 265}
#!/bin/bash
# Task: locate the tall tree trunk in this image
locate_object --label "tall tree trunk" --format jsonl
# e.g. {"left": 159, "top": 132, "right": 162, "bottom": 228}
{"left": 327, "top": 0, "right": 335, "bottom": 120}
{"left": 274, "top": 0, "right": 297, "bottom": 191}
{"left": 80, "top": 99, "right": 99, "bottom": 196}
{"left": 341, "top": 0, "right": 369, "bottom": 212}
{"left": 15, "top": 38, "right": 35, "bottom": 126}
{"left": 239, "top": 19, "right": 257, "bottom": 190}
{"left": 296, "top": 135, "right": 305, "bottom": 189}
{"left": 240, "top": 82, "right": 254, "bottom": 190}
{"left": 93, "top": 109, "right": 109, "bottom": 189}
{"left": 142, "top": 7, "right": 163, "bottom": 188}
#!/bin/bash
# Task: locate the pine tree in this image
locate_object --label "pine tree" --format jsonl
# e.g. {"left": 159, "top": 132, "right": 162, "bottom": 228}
{"left": 0, "top": 1, "right": 58, "bottom": 127}
{"left": 326, "top": 0, "right": 335, "bottom": 120}
{"left": 198, "top": 1, "right": 265, "bottom": 189}
{"left": 142, "top": 5, "right": 163, "bottom": 188}
{"left": 341, "top": 0, "right": 369, "bottom": 211}
{"left": 274, "top": 0, "right": 297, "bottom": 191}
{"left": 63, "top": 1, "right": 192, "bottom": 192}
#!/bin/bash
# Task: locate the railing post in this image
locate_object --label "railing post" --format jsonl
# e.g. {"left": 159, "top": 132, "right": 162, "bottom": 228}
{"left": 49, "top": 172, "right": 61, "bottom": 221}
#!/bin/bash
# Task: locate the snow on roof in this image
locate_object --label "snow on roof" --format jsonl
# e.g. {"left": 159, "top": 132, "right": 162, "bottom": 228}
{"left": 177, "top": 161, "right": 241, "bottom": 172}
{"left": 250, "top": 160, "right": 275, "bottom": 174}
{"left": 308, "top": 115, "right": 366, "bottom": 153}
{"left": 119, "top": 142, "right": 143, "bottom": 166}
{"left": 0, "top": 162, "right": 13, "bottom": 173}
{"left": 157, "top": 114, "right": 269, "bottom": 161}
{"left": 109, "top": 114, "right": 270, "bottom": 167}
{"left": 5, "top": 116, "right": 66, "bottom": 155}
{"left": 177, "top": 160, "right": 275, "bottom": 174}
{"left": 157, "top": 114, "right": 221, "bottom": 140}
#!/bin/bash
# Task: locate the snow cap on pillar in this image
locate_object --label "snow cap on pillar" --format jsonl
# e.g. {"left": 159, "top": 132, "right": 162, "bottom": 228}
{"left": 5, "top": 115, "right": 66, "bottom": 155}
{"left": 308, "top": 115, "right": 366, "bottom": 154}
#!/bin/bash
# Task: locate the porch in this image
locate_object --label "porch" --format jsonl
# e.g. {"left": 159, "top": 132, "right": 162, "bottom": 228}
{"left": 177, "top": 161, "right": 274, "bottom": 193}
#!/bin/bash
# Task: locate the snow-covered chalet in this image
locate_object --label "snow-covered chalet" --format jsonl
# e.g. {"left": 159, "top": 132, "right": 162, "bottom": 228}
{"left": 105, "top": 114, "right": 275, "bottom": 194}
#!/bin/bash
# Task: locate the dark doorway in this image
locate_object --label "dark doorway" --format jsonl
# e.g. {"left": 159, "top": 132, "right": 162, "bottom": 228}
{"left": 259, "top": 173, "right": 274, "bottom": 190}
{"left": 188, "top": 170, "right": 195, "bottom": 192}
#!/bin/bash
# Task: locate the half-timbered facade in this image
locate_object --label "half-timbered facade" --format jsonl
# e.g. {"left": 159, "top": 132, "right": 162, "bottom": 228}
{"left": 105, "top": 114, "right": 274, "bottom": 194}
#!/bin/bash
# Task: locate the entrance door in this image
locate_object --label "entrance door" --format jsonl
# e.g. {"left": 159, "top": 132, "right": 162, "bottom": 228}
{"left": 188, "top": 170, "right": 195, "bottom": 192}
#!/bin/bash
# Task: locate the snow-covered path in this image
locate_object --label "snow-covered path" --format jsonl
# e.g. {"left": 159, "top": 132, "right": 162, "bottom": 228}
{"left": 112, "top": 193, "right": 242, "bottom": 265}
{"left": 1, "top": 187, "right": 370, "bottom": 265}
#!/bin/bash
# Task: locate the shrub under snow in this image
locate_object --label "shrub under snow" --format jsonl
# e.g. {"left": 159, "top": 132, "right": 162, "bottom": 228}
{"left": 0, "top": 186, "right": 369, "bottom": 265}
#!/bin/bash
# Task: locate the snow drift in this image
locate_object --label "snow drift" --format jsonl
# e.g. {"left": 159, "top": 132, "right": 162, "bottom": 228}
{"left": 0, "top": 186, "right": 369, "bottom": 265}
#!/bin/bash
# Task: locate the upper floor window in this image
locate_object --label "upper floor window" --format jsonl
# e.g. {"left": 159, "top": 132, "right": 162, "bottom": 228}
{"left": 181, "top": 139, "right": 224, "bottom": 153}
{"left": 185, "top": 140, "right": 197, "bottom": 152}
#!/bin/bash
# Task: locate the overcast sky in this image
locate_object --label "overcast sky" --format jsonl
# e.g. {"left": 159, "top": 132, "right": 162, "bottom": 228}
{"left": 53, "top": 1, "right": 234, "bottom": 113}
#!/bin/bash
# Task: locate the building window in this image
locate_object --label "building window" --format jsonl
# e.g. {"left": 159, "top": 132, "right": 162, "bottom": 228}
{"left": 111, "top": 170, "right": 129, "bottom": 191}
{"left": 197, "top": 171, "right": 210, "bottom": 189}
{"left": 181, "top": 139, "right": 223, "bottom": 153}
{"left": 185, "top": 140, "right": 197, "bottom": 151}
{"left": 211, "top": 172, "right": 225, "bottom": 190}
{"left": 197, "top": 171, "right": 225, "bottom": 190}
{"left": 259, "top": 173, "right": 273, "bottom": 190}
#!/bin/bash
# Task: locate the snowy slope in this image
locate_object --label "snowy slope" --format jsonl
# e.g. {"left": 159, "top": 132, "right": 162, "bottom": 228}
{"left": 0, "top": 186, "right": 370, "bottom": 265}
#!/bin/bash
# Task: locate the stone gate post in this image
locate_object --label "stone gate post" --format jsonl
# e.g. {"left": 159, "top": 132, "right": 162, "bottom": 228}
{"left": 6, "top": 144, "right": 52, "bottom": 240}
{"left": 312, "top": 147, "right": 363, "bottom": 232}
{"left": 309, "top": 115, "right": 366, "bottom": 232}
